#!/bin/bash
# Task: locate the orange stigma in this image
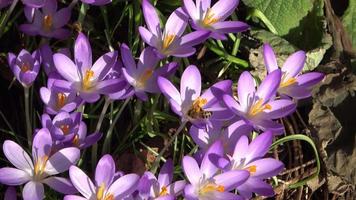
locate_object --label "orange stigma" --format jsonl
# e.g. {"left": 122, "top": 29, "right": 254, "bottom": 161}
{"left": 60, "top": 124, "right": 70, "bottom": 135}
{"left": 20, "top": 62, "right": 31, "bottom": 72}
{"left": 159, "top": 186, "right": 168, "bottom": 196}
{"left": 82, "top": 70, "right": 94, "bottom": 90}
{"left": 56, "top": 92, "right": 67, "bottom": 109}
{"left": 43, "top": 15, "right": 53, "bottom": 31}
{"left": 200, "top": 183, "right": 225, "bottom": 194}
{"left": 245, "top": 165, "right": 257, "bottom": 174}
{"left": 72, "top": 135, "right": 80, "bottom": 146}
{"left": 136, "top": 69, "right": 154, "bottom": 88}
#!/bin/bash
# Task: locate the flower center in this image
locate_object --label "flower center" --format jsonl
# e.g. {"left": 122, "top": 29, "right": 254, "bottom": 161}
{"left": 199, "top": 183, "right": 225, "bottom": 194}
{"left": 280, "top": 77, "right": 297, "bottom": 88}
{"left": 82, "top": 70, "right": 94, "bottom": 90}
{"left": 96, "top": 183, "right": 114, "bottom": 200}
{"left": 34, "top": 156, "right": 49, "bottom": 176}
{"left": 60, "top": 124, "right": 70, "bottom": 135}
{"left": 248, "top": 98, "right": 272, "bottom": 117}
{"left": 136, "top": 69, "right": 154, "bottom": 89}
{"left": 72, "top": 134, "right": 80, "bottom": 146}
{"left": 162, "top": 34, "right": 176, "bottom": 50}
{"left": 159, "top": 186, "right": 168, "bottom": 196}
{"left": 187, "top": 97, "right": 211, "bottom": 119}
{"left": 43, "top": 15, "right": 53, "bottom": 31}
{"left": 56, "top": 92, "right": 67, "bottom": 109}
{"left": 21, "top": 62, "right": 31, "bottom": 72}
{"left": 202, "top": 8, "right": 219, "bottom": 27}
{"left": 244, "top": 165, "right": 257, "bottom": 174}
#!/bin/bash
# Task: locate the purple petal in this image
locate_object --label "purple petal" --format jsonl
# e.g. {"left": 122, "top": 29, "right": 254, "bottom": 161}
{"left": 210, "top": 0, "right": 239, "bottom": 21}
{"left": 179, "top": 31, "right": 210, "bottom": 48}
{"left": 297, "top": 72, "right": 324, "bottom": 87}
{"left": 167, "top": 180, "right": 186, "bottom": 195}
{"left": 32, "top": 128, "right": 52, "bottom": 161}
{"left": 238, "top": 178, "right": 274, "bottom": 198}
{"left": 63, "top": 195, "right": 88, "bottom": 200}
{"left": 79, "top": 92, "right": 100, "bottom": 103}
{"left": 45, "top": 147, "right": 80, "bottom": 175}
{"left": 158, "top": 76, "right": 182, "bottom": 105}
{"left": 170, "top": 47, "right": 196, "bottom": 57}
{"left": 158, "top": 159, "right": 173, "bottom": 187}
{"left": 182, "top": 156, "right": 202, "bottom": 185}
{"left": 23, "top": 181, "right": 44, "bottom": 200}
{"left": 254, "top": 119, "right": 284, "bottom": 135}
{"left": 107, "top": 174, "right": 140, "bottom": 198}
{"left": 183, "top": 0, "right": 198, "bottom": 20}
{"left": 120, "top": 44, "right": 137, "bottom": 76}
{"left": 53, "top": 53, "right": 80, "bottom": 82}
{"left": 136, "top": 47, "right": 159, "bottom": 74}
{"left": 282, "top": 51, "right": 306, "bottom": 78}
{"left": 261, "top": 99, "right": 296, "bottom": 119}
{"left": 91, "top": 51, "right": 118, "bottom": 81}
{"left": 81, "top": 0, "right": 111, "bottom": 5}
{"left": 3, "top": 140, "right": 33, "bottom": 172}
{"left": 214, "top": 170, "right": 249, "bottom": 191}
{"left": 263, "top": 44, "right": 278, "bottom": 73}
{"left": 256, "top": 69, "right": 281, "bottom": 103}
{"left": 196, "top": 0, "right": 211, "bottom": 13}
{"left": 5, "top": 187, "right": 17, "bottom": 200}
{"left": 22, "top": 0, "right": 45, "bottom": 8}
{"left": 95, "top": 154, "right": 115, "bottom": 188}
{"left": 164, "top": 8, "right": 188, "bottom": 37}
{"left": 183, "top": 184, "right": 198, "bottom": 200}
{"left": 247, "top": 158, "right": 284, "bottom": 179}
{"left": 142, "top": 0, "right": 161, "bottom": 37}
{"left": 43, "top": 177, "right": 77, "bottom": 194}
{"left": 222, "top": 94, "right": 243, "bottom": 115}
{"left": 74, "top": 33, "right": 92, "bottom": 75}
{"left": 69, "top": 166, "right": 96, "bottom": 199}
{"left": 238, "top": 71, "right": 256, "bottom": 109}
{"left": 232, "top": 135, "right": 249, "bottom": 162}
{"left": 212, "top": 21, "right": 249, "bottom": 33}
{"left": 246, "top": 131, "right": 273, "bottom": 162}
{"left": 53, "top": 8, "right": 71, "bottom": 28}
{"left": 139, "top": 26, "right": 159, "bottom": 47}
{"left": 0, "top": 167, "right": 31, "bottom": 185}
{"left": 95, "top": 78, "right": 126, "bottom": 95}
{"left": 42, "top": 0, "right": 57, "bottom": 15}
{"left": 201, "top": 140, "right": 224, "bottom": 178}
{"left": 180, "top": 65, "right": 201, "bottom": 102}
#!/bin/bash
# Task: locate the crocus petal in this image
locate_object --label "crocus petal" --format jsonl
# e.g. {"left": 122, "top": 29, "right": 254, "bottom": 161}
{"left": 210, "top": 0, "right": 239, "bottom": 21}
{"left": 107, "top": 174, "right": 140, "bottom": 198}
{"left": 69, "top": 166, "right": 96, "bottom": 199}
{"left": 32, "top": 128, "right": 52, "bottom": 161}
{"left": 179, "top": 31, "right": 210, "bottom": 47}
{"left": 142, "top": 0, "right": 161, "bottom": 37}
{"left": 91, "top": 51, "right": 118, "bottom": 81}
{"left": 74, "top": 33, "right": 92, "bottom": 75}
{"left": 95, "top": 154, "right": 115, "bottom": 188}
{"left": 180, "top": 65, "right": 201, "bottom": 102}
{"left": 282, "top": 51, "right": 306, "bottom": 78}
{"left": 182, "top": 156, "right": 202, "bottom": 185}
{"left": 246, "top": 131, "right": 273, "bottom": 162}
{"left": 167, "top": 180, "right": 186, "bottom": 195}
{"left": 121, "top": 44, "right": 137, "bottom": 76}
{"left": 18, "top": 24, "right": 39, "bottom": 35}
{"left": 139, "top": 26, "right": 159, "bottom": 47}
{"left": 5, "top": 187, "right": 17, "bottom": 200}
{"left": 196, "top": 0, "right": 211, "bottom": 13}
{"left": 164, "top": 8, "right": 188, "bottom": 37}
{"left": 3, "top": 140, "right": 33, "bottom": 172}
{"left": 296, "top": 72, "right": 324, "bottom": 87}
{"left": 53, "top": 8, "right": 71, "bottom": 29}
{"left": 222, "top": 94, "right": 243, "bottom": 115}
{"left": 63, "top": 195, "right": 88, "bottom": 200}
{"left": 256, "top": 69, "right": 281, "bottom": 103}
{"left": 261, "top": 99, "right": 296, "bottom": 119}
{"left": 42, "top": 0, "right": 57, "bottom": 15}
{"left": 232, "top": 135, "right": 249, "bottom": 162}
{"left": 22, "top": 0, "right": 45, "bottom": 8}
{"left": 0, "top": 168, "right": 31, "bottom": 185}
{"left": 254, "top": 119, "right": 284, "bottom": 135}
{"left": 214, "top": 170, "right": 249, "bottom": 191}
{"left": 80, "top": 132, "right": 103, "bottom": 149}
{"left": 23, "top": 181, "right": 44, "bottom": 200}
{"left": 247, "top": 158, "right": 284, "bottom": 179}
{"left": 201, "top": 140, "right": 224, "bottom": 178}
{"left": 155, "top": 195, "right": 175, "bottom": 200}
{"left": 95, "top": 78, "right": 126, "bottom": 95}
{"left": 183, "top": 0, "right": 198, "bottom": 20}
{"left": 238, "top": 71, "right": 256, "bottom": 109}
{"left": 212, "top": 21, "right": 249, "bottom": 33}
{"left": 183, "top": 184, "right": 198, "bottom": 200}
{"left": 157, "top": 76, "right": 182, "bottom": 105}
{"left": 45, "top": 147, "right": 80, "bottom": 175}
{"left": 81, "top": 0, "right": 111, "bottom": 5}
{"left": 43, "top": 177, "right": 77, "bottom": 194}
{"left": 53, "top": 53, "right": 80, "bottom": 82}
{"left": 263, "top": 44, "right": 279, "bottom": 73}
{"left": 48, "top": 28, "right": 71, "bottom": 40}
{"left": 158, "top": 159, "right": 173, "bottom": 187}
{"left": 238, "top": 178, "right": 275, "bottom": 197}
{"left": 210, "top": 191, "right": 243, "bottom": 200}
{"left": 79, "top": 92, "right": 100, "bottom": 103}
{"left": 170, "top": 47, "right": 196, "bottom": 57}
{"left": 137, "top": 47, "right": 159, "bottom": 74}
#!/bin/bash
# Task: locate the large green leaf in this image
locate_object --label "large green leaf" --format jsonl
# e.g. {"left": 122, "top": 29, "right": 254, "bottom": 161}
{"left": 242, "top": 0, "right": 313, "bottom": 36}
{"left": 342, "top": 0, "right": 356, "bottom": 49}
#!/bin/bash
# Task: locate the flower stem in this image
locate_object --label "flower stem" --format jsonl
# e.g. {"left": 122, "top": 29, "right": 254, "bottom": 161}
{"left": 150, "top": 121, "right": 187, "bottom": 174}
{"left": 101, "top": 98, "right": 130, "bottom": 155}
{"left": 0, "top": 0, "right": 19, "bottom": 37}
{"left": 91, "top": 97, "right": 111, "bottom": 169}
{"left": 24, "top": 87, "right": 32, "bottom": 148}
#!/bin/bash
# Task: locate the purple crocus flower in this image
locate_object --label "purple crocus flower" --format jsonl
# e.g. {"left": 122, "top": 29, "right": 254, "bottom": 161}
{"left": 0, "top": 0, "right": 12, "bottom": 9}
{"left": 158, "top": 65, "right": 232, "bottom": 128}
{"left": 64, "top": 154, "right": 140, "bottom": 200}
{"left": 40, "top": 44, "right": 71, "bottom": 75}
{"left": 19, "top": 0, "right": 71, "bottom": 39}
{"left": 8, "top": 49, "right": 40, "bottom": 88}
{"left": 53, "top": 33, "right": 126, "bottom": 103}
{"left": 119, "top": 44, "right": 178, "bottom": 101}
{"left": 223, "top": 70, "right": 296, "bottom": 134}
{"left": 263, "top": 44, "right": 325, "bottom": 99}
{"left": 136, "top": 159, "right": 186, "bottom": 200}
{"left": 182, "top": 140, "right": 249, "bottom": 200}
{"left": 183, "top": 0, "right": 249, "bottom": 40}
{"left": 139, "top": 0, "right": 209, "bottom": 58}
{"left": 5, "top": 187, "right": 17, "bottom": 200}
{"left": 216, "top": 131, "right": 284, "bottom": 199}
{"left": 40, "top": 74, "right": 82, "bottom": 114}
{"left": 0, "top": 128, "right": 80, "bottom": 200}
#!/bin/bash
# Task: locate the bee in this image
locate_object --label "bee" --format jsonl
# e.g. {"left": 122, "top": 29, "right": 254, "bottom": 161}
{"left": 187, "top": 108, "right": 212, "bottom": 120}
{"left": 200, "top": 111, "right": 212, "bottom": 119}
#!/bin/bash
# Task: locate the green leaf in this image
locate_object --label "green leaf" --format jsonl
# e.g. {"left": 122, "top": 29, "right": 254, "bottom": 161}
{"left": 342, "top": 0, "right": 356, "bottom": 49}
{"left": 242, "top": 0, "right": 313, "bottom": 36}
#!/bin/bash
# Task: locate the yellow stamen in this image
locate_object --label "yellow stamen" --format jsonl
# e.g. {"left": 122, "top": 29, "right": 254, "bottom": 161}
{"left": 96, "top": 183, "right": 114, "bottom": 200}
{"left": 248, "top": 99, "right": 272, "bottom": 116}
{"left": 136, "top": 69, "right": 154, "bottom": 88}
{"left": 202, "top": 8, "right": 219, "bottom": 26}
{"left": 192, "top": 97, "right": 207, "bottom": 113}
{"left": 82, "top": 70, "right": 94, "bottom": 90}
{"left": 280, "top": 77, "right": 297, "bottom": 88}
{"left": 72, "top": 134, "right": 80, "bottom": 146}
{"left": 60, "top": 124, "right": 70, "bottom": 135}
{"left": 244, "top": 165, "right": 257, "bottom": 174}
{"left": 162, "top": 34, "right": 176, "bottom": 50}
{"left": 56, "top": 92, "right": 67, "bottom": 109}
{"left": 200, "top": 183, "right": 225, "bottom": 194}
{"left": 34, "top": 156, "right": 49, "bottom": 176}
{"left": 21, "top": 62, "right": 31, "bottom": 72}
{"left": 43, "top": 15, "right": 53, "bottom": 31}
{"left": 159, "top": 186, "right": 168, "bottom": 196}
